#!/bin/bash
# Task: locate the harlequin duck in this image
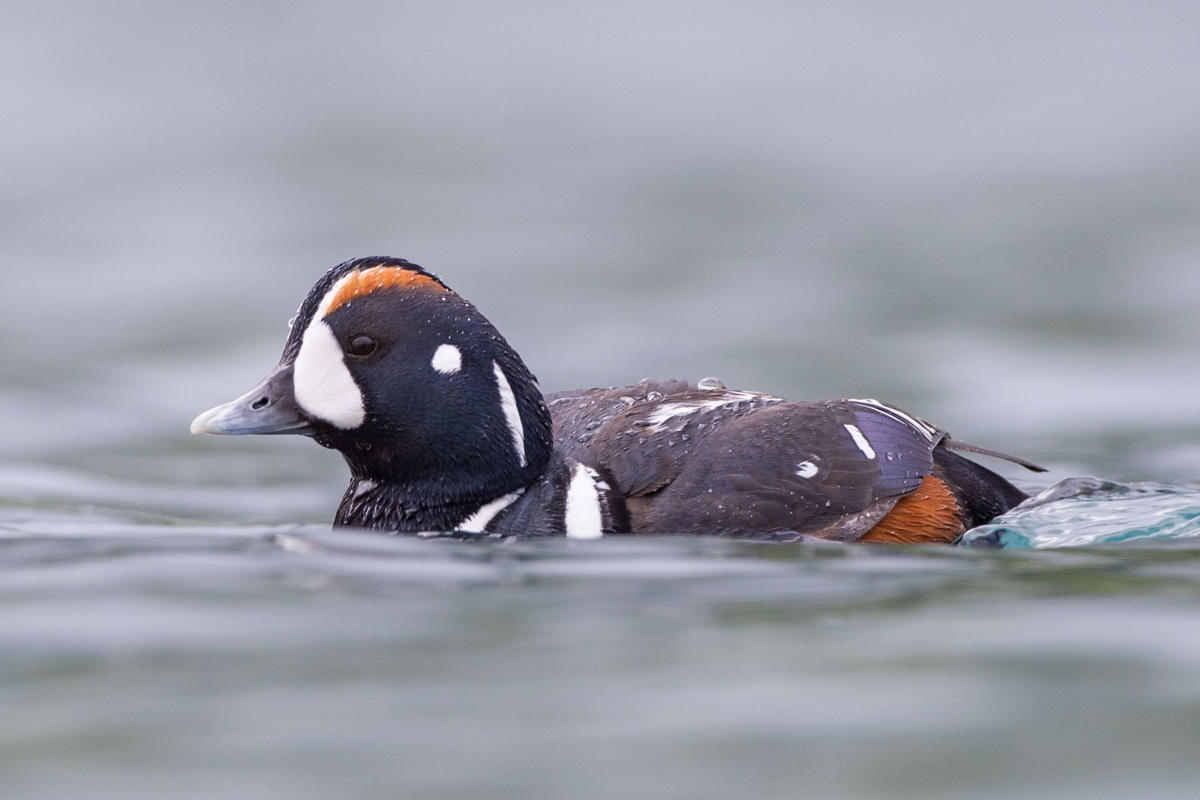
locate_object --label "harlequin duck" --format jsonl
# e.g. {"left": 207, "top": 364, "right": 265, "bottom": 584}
{"left": 191, "top": 256, "right": 1044, "bottom": 542}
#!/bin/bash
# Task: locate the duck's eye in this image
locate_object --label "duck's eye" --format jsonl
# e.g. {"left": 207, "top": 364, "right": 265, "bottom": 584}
{"left": 347, "top": 335, "right": 378, "bottom": 357}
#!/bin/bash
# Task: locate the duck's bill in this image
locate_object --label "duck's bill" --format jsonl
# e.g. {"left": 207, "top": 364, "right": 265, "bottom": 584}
{"left": 190, "top": 364, "right": 313, "bottom": 436}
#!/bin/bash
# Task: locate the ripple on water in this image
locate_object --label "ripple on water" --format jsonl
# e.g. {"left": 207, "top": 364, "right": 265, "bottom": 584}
{"left": 963, "top": 477, "right": 1200, "bottom": 548}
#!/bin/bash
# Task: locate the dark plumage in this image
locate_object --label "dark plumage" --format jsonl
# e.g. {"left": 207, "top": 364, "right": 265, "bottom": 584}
{"left": 192, "top": 256, "right": 1042, "bottom": 542}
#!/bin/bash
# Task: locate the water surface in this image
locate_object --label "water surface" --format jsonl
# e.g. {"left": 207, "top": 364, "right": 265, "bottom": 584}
{"left": 4, "top": 1, "right": 1200, "bottom": 797}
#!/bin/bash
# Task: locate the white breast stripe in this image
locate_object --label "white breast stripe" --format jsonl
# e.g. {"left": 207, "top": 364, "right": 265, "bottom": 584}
{"left": 431, "top": 343, "right": 462, "bottom": 374}
{"left": 565, "top": 464, "right": 604, "bottom": 539}
{"left": 458, "top": 490, "right": 524, "bottom": 533}
{"left": 293, "top": 318, "right": 366, "bottom": 429}
{"left": 844, "top": 424, "right": 877, "bottom": 460}
{"left": 493, "top": 361, "right": 527, "bottom": 468}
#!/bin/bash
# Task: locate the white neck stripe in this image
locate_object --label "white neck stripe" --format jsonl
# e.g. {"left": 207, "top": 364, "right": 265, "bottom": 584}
{"left": 493, "top": 361, "right": 527, "bottom": 468}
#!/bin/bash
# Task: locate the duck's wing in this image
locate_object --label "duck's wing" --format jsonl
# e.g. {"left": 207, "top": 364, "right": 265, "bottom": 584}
{"left": 564, "top": 389, "right": 941, "bottom": 538}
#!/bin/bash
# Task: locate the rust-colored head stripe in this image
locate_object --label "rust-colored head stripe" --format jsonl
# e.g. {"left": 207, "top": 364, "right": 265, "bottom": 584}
{"left": 319, "top": 266, "right": 447, "bottom": 317}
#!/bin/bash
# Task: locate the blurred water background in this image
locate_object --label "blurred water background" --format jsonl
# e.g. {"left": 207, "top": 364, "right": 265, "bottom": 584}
{"left": 4, "top": 1, "right": 1200, "bottom": 798}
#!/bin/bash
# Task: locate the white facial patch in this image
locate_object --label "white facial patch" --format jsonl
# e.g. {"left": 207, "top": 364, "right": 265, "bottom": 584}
{"left": 565, "top": 463, "right": 604, "bottom": 540}
{"left": 431, "top": 343, "right": 462, "bottom": 374}
{"left": 492, "top": 361, "right": 527, "bottom": 468}
{"left": 293, "top": 318, "right": 366, "bottom": 429}
{"left": 844, "top": 424, "right": 876, "bottom": 460}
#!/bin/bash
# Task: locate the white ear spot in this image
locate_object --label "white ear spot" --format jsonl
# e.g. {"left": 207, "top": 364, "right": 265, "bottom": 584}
{"left": 431, "top": 343, "right": 462, "bottom": 374}
{"left": 565, "top": 464, "right": 604, "bottom": 539}
{"left": 844, "top": 424, "right": 876, "bottom": 460}
{"left": 492, "top": 361, "right": 527, "bottom": 467}
{"left": 293, "top": 319, "right": 366, "bottom": 429}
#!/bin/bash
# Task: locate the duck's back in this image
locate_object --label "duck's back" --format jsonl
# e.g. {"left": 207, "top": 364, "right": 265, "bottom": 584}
{"left": 547, "top": 380, "right": 1027, "bottom": 542}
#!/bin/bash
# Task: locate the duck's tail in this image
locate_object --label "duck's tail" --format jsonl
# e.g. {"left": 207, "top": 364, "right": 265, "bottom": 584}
{"left": 940, "top": 438, "right": 1047, "bottom": 473}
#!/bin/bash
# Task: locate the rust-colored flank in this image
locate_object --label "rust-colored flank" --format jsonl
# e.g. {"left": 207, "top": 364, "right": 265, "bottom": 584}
{"left": 859, "top": 474, "right": 966, "bottom": 544}
{"left": 321, "top": 266, "right": 447, "bottom": 317}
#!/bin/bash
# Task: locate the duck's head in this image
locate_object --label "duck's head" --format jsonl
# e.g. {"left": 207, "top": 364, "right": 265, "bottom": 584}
{"left": 191, "top": 257, "right": 553, "bottom": 518}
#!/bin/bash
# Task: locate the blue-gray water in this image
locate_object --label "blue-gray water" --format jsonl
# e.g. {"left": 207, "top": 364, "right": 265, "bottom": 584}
{"left": 5, "top": 2, "right": 1200, "bottom": 797}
